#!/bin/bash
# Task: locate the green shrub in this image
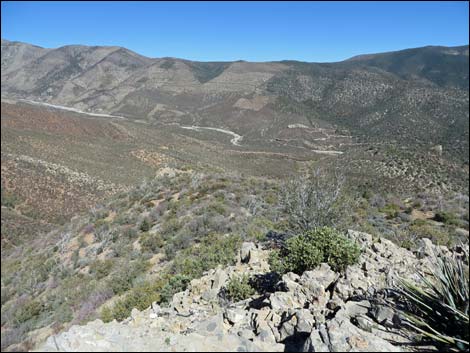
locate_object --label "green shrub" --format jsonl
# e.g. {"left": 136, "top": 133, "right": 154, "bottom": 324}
{"left": 108, "top": 259, "right": 149, "bottom": 295}
{"left": 14, "top": 300, "right": 43, "bottom": 324}
{"left": 140, "top": 232, "right": 163, "bottom": 253}
{"left": 362, "top": 189, "right": 374, "bottom": 200}
{"left": 206, "top": 202, "right": 227, "bottom": 216}
{"left": 409, "top": 222, "right": 452, "bottom": 246}
{"left": 225, "top": 275, "right": 256, "bottom": 302}
{"left": 123, "top": 226, "right": 138, "bottom": 239}
{"left": 140, "top": 218, "right": 151, "bottom": 232}
{"left": 101, "top": 280, "right": 164, "bottom": 322}
{"left": 269, "top": 227, "right": 360, "bottom": 274}
{"left": 159, "top": 275, "right": 191, "bottom": 304}
{"left": 1, "top": 187, "right": 18, "bottom": 208}
{"left": 246, "top": 217, "right": 274, "bottom": 241}
{"left": 379, "top": 203, "right": 401, "bottom": 219}
{"left": 94, "top": 218, "right": 108, "bottom": 229}
{"left": 394, "top": 249, "right": 469, "bottom": 351}
{"left": 100, "top": 306, "right": 114, "bottom": 323}
{"left": 171, "top": 234, "right": 241, "bottom": 278}
{"left": 89, "top": 259, "right": 114, "bottom": 279}
{"left": 433, "top": 212, "right": 460, "bottom": 226}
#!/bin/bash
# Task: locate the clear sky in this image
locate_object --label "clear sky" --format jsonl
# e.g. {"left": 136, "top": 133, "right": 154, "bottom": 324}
{"left": 1, "top": 1, "right": 468, "bottom": 62}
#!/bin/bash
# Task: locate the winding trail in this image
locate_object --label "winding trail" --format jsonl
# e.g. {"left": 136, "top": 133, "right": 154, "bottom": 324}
{"left": 18, "top": 99, "right": 129, "bottom": 120}
{"left": 180, "top": 125, "right": 243, "bottom": 146}
{"left": 10, "top": 99, "right": 344, "bottom": 154}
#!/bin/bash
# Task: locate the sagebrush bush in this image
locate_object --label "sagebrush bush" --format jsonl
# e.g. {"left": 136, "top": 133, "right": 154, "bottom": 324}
{"left": 225, "top": 275, "right": 256, "bottom": 302}
{"left": 269, "top": 227, "right": 360, "bottom": 274}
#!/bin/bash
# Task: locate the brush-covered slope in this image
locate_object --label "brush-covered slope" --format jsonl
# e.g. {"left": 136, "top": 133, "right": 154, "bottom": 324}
{"left": 2, "top": 40, "right": 468, "bottom": 162}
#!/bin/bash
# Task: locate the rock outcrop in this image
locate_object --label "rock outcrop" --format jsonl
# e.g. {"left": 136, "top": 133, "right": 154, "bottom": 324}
{"left": 36, "top": 230, "right": 446, "bottom": 352}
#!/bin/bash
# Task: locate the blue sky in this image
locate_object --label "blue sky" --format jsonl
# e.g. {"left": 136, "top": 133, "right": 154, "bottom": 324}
{"left": 2, "top": 1, "right": 468, "bottom": 62}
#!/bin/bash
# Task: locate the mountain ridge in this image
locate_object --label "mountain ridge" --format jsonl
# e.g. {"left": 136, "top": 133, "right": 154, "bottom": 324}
{"left": 3, "top": 38, "right": 468, "bottom": 63}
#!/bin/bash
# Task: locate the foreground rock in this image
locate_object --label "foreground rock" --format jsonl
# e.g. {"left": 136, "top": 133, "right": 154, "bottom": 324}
{"left": 36, "top": 233, "right": 447, "bottom": 352}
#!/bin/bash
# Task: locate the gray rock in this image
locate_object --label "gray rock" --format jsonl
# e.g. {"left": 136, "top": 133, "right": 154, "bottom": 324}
{"left": 171, "top": 290, "right": 191, "bottom": 315}
{"left": 354, "top": 315, "right": 375, "bottom": 333}
{"left": 327, "top": 314, "right": 402, "bottom": 352}
{"left": 341, "top": 300, "right": 371, "bottom": 319}
{"left": 212, "top": 267, "right": 229, "bottom": 291}
{"left": 193, "top": 313, "right": 226, "bottom": 336}
{"left": 300, "top": 263, "right": 337, "bottom": 290}
{"left": 302, "top": 329, "right": 330, "bottom": 352}
{"left": 295, "top": 309, "right": 315, "bottom": 333}
{"left": 237, "top": 328, "right": 256, "bottom": 340}
{"left": 270, "top": 292, "right": 302, "bottom": 312}
{"left": 225, "top": 307, "right": 247, "bottom": 325}
{"left": 372, "top": 305, "right": 395, "bottom": 327}
{"left": 416, "top": 238, "right": 435, "bottom": 259}
{"left": 240, "top": 242, "right": 256, "bottom": 263}
{"left": 279, "top": 315, "right": 297, "bottom": 341}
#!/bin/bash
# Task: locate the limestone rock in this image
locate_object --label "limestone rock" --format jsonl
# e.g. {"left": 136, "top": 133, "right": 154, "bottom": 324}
{"left": 240, "top": 242, "right": 256, "bottom": 263}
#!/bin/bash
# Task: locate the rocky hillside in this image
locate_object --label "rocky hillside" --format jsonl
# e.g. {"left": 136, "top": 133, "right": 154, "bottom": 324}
{"left": 2, "top": 39, "right": 468, "bottom": 161}
{"left": 37, "top": 230, "right": 455, "bottom": 352}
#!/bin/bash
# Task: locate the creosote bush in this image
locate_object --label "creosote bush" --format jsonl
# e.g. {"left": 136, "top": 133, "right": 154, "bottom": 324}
{"left": 269, "top": 227, "right": 360, "bottom": 274}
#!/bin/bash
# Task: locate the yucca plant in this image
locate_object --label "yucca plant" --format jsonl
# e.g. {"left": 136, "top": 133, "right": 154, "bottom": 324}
{"left": 394, "top": 247, "right": 469, "bottom": 352}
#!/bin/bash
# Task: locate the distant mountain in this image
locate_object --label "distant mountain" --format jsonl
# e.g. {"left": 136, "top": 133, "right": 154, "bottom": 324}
{"left": 345, "top": 45, "right": 469, "bottom": 89}
{"left": 2, "top": 39, "right": 469, "bottom": 161}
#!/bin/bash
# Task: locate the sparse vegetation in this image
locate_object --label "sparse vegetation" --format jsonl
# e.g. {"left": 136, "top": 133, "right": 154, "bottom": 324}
{"left": 1, "top": 40, "right": 468, "bottom": 351}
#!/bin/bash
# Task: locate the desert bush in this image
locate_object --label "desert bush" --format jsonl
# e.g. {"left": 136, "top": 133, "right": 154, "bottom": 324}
{"left": 1, "top": 187, "right": 18, "bottom": 208}
{"left": 370, "top": 194, "right": 386, "bottom": 209}
{"left": 14, "top": 300, "right": 43, "bottom": 324}
{"left": 122, "top": 226, "right": 138, "bottom": 239}
{"left": 246, "top": 217, "right": 274, "bottom": 241}
{"left": 379, "top": 203, "right": 401, "bottom": 219}
{"left": 140, "top": 218, "right": 151, "bottom": 232}
{"left": 108, "top": 259, "right": 149, "bottom": 295}
{"left": 140, "top": 232, "right": 163, "bottom": 253}
{"left": 101, "top": 280, "right": 164, "bottom": 322}
{"left": 269, "top": 227, "right": 360, "bottom": 274}
{"left": 114, "top": 213, "right": 137, "bottom": 226}
{"left": 171, "top": 233, "right": 241, "bottom": 278}
{"left": 393, "top": 249, "right": 469, "bottom": 351}
{"left": 159, "top": 274, "right": 191, "bottom": 304}
{"left": 409, "top": 222, "right": 452, "bottom": 246}
{"left": 433, "top": 212, "right": 460, "bottom": 226}
{"left": 100, "top": 306, "right": 114, "bottom": 323}
{"left": 225, "top": 275, "right": 256, "bottom": 302}
{"left": 206, "top": 201, "right": 227, "bottom": 216}
{"left": 161, "top": 216, "right": 181, "bottom": 236}
{"left": 89, "top": 259, "right": 114, "bottom": 279}
{"left": 280, "top": 166, "right": 347, "bottom": 231}
{"left": 81, "top": 223, "right": 95, "bottom": 234}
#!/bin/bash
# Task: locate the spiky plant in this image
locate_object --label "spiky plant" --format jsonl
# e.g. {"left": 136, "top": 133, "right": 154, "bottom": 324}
{"left": 395, "top": 247, "right": 469, "bottom": 352}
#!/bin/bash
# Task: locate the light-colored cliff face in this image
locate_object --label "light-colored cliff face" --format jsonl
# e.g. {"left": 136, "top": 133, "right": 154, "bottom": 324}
{"left": 36, "top": 230, "right": 447, "bottom": 352}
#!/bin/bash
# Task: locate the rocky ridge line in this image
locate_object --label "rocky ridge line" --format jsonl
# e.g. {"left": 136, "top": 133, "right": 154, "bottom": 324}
{"left": 36, "top": 231, "right": 449, "bottom": 352}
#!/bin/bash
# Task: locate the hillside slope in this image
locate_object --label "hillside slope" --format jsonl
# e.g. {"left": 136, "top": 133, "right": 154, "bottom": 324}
{"left": 2, "top": 40, "right": 469, "bottom": 161}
